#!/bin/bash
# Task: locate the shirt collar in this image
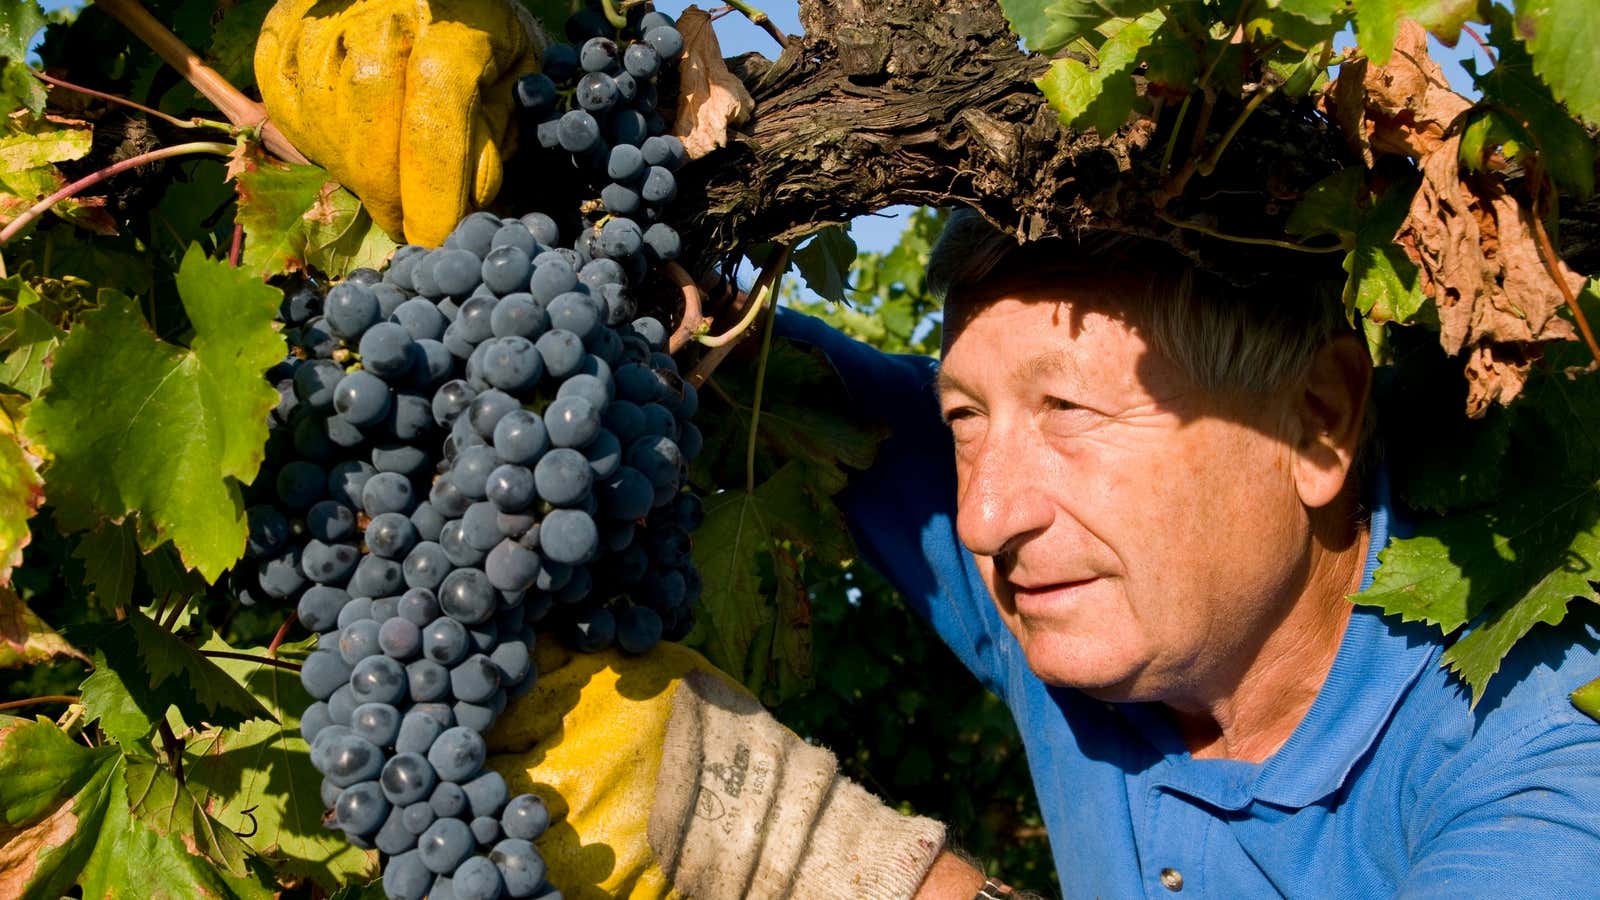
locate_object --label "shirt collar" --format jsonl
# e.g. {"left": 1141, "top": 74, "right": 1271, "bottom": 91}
{"left": 1138, "top": 465, "right": 1443, "bottom": 810}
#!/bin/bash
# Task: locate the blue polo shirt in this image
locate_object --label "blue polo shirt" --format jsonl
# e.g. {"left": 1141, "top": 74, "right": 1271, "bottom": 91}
{"left": 776, "top": 310, "right": 1600, "bottom": 898}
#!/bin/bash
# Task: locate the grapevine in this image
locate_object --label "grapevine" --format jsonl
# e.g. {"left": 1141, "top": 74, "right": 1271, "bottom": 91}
{"left": 1, "top": 0, "right": 1599, "bottom": 896}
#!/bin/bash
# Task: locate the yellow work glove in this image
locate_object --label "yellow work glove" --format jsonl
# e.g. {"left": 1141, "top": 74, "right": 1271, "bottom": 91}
{"left": 254, "top": 0, "right": 545, "bottom": 247}
{"left": 485, "top": 639, "right": 948, "bottom": 900}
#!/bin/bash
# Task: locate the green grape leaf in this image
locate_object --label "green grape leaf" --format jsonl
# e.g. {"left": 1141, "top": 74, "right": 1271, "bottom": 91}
{"left": 1356, "top": 341, "right": 1600, "bottom": 703}
{"left": 1515, "top": 0, "right": 1600, "bottom": 124}
{"left": 1342, "top": 181, "right": 1427, "bottom": 325}
{"left": 206, "top": 0, "right": 273, "bottom": 90}
{"left": 0, "top": 2, "right": 46, "bottom": 117}
{"left": 78, "top": 651, "right": 158, "bottom": 746}
{"left": 236, "top": 162, "right": 397, "bottom": 279}
{"left": 0, "top": 401, "right": 42, "bottom": 583}
{"left": 23, "top": 247, "right": 285, "bottom": 581}
{"left": 0, "top": 584, "right": 84, "bottom": 668}
{"left": 793, "top": 225, "right": 857, "bottom": 305}
{"left": 0, "top": 717, "right": 123, "bottom": 899}
{"left": 0, "top": 121, "right": 91, "bottom": 172}
{"left": 1353, "top": 0, "right": 1477, "bottom": 66}
{"left": 1472, "top": 8, "right": 1595, "bottom": 198}
{"left": 1037, "top": 12, "right": 1163, "bottom": 136}
{"left": 72, "top": 521, "right": 137, "bottom": 612}
{"left": 1270, "top": 0, "right": 1348, "bottom": 26}
{"left": 122, "top": 755, "right": 254, "bottom": 878}
{"left": 1286, "top": 167, "right": 1365, "bottom": 243}
{"left": 181, "top": 637, "right": 377, "bottom": 889}
{"left": 0, "top": 279, "right": 65, "bottom": 398}
{"left": 999, "top": 0, "right": 1166, "bottom": 54}
{"left": 693, "top": 487, "right": 778, "bottom": 679}
{"left": 76, "top": 612, "right": 275, "bottom": 742}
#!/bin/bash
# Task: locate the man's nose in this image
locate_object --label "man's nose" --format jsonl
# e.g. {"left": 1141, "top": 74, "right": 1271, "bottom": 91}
{"left": 955, "top": 421, "right": 1054, "bottom": 560}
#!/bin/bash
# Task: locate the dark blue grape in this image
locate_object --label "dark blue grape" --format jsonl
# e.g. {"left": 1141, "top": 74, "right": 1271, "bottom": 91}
{"left": 491, "top": 838, "right": 547, "bottom": 896}
{"left": 431, "top": 781, "right": 469, "bottom": 819}
{"left": 352, "top": 700, "right": 402, "bottom": 747}
{"left": 392, "top": 297, "right": 448, "bottom": 341}
{"left": 366, "top": 512, "right": 418, "bottom": 559}
{"left": 350, "top": 654, "right": 407, "bottom": 705}
{"left": 490, "top": 639, "right": 532, "bottom": 685}
{"left": 485, "top": 538, "right": 540, "bottom": 593}
{"left": 362, "top": 471, "right": 415, "bottom": 516}
{"left": 450, "top": 654, "right": 502, "bottom": 704}
{"left": 432, "top": 249, "right": 484, "bottom": 298}
{"left": 643, "top": 223, "right": 681, "bottom": 261}
{"left": 644, "top": 25, "right": 684, "bottom": 61}
{"left": 617, "top": 604, "right": 663, "bottom": 654}
{"left": 350, "top": 554, "right": 405, "bottom": 599}
{"left": 580, "top": 36, "right": 620, "bottom": 72}
{"left": 470, "top": 815, "right": 501, "bottom": 847}
{"left": 380, "top": 616, "right": 423, "bottom": 659}
{"left": 448, "top": 212, "right": 502, "bottom": 258}
{"left": 384, "top": 850, "right": 432, "bottom": 900}
{"left": 381, "top": 751, "right": 438, "bottom": 806}
{"left": 424, "top": 617, "right": 470, "bottom": 665}
{"left": 407, "top": 657, "right": 450, "bottom": 702}
{"left": 540, "top": 508, "right": 599, "bottom": 565}
{"left": 482, "top": 245, "right": 533, "bottom": 296}
{"left": 298, "top": 585, "right": 349, "bottom": 633}
{"left": 460, "top": 502, "right": 504, "bottom": 554}
{"left": 489, "top": 294, "right": 548, "bottom": 341}
{"left": 599, "top": 217, "right": 642, "bottom": 259}
{"left": 615, "top": 362, "right": 661, "bottom": 404}
{"left": 599, "top": 466, "right": 653, "bottom": 519}
{"left": 607, "top": 143, "right": 645, "bottom": 182}
{"left": 571, "top": 607, "right": 615, "bottom": 652}
{"left": 601, "top": 182, "right": 642, "bottom": 216}
{"left": 486, "top": 464, "right": 537, "bottom": 513}
{"left": 329, "top": 460, "right": 378, "bottom": 508}
{"left": 280, "top": 282, "right": 322, "bottom": 325}
{"left": 640, "top": 402, "right": 678, "bottom": 440}
{"left": 545, "top": 396, "right": 601, "bottom": 449}
{"left": 342, "top": 620, "right": 385, "bottom": 662}
{"left": 456, "top": 296, "right": 498, "bottom": 345}
{"left": 440, "top": 567, "right": 497, "bottom": 624}
{"left": 371, "top": 595, "right": 401, "bottom": 621}
{"left": 481, "top": 336, "right": 544, "bottom": 392}
{"left": 491, "top": 223, "right": 538, "bottom": 256}
{"left": 623, "top": 41, "right": 660, "bottom": 78}
{"left": 427, "top": 726, "right": 487, "bottom": 782}
{"left": 443, "top": 321, "right": 476, "bottom": 358}
{"left": 358, "top": 322, "right": 416, "bottom": 377}
{"left": 277, "top": 461, "right": 327, "bottom": 509}
{"left": 430, "top": 475, "right": 472, "bottom": 519}
{"left": 321, "top": 731, "right": 384, "bottom": 786}
{"left": 529, "top": 257, "right": 578, "bottom": 303}
{"left": 396, "top": 708, "right": 448, "bottom": 755}
{"left": 576, "top": 71, "right": 619, "bottom": 111}
{"left": 402, "top": 801, "right": 437, "bottom": 838}
{"left": 607, "top": 108, "right": 649, "bottom": 146}
{"left": 332, "top": 369, "right": 392, "bottom": 426}
{"left": 583, "top": 429, "right": 622, "bottom": 479}
{"left": 336, "top": 780, "right": 390, "bottom": 836}
{"left": 469, "top": 390, "right": 522, "bottom": 439}
{"left": 547, "top": 292, "right": 601, "bottom": 341}
{"left": 387, "top": 392, "right": 434, "bottom": 442}
{"left": 440, "top": 519, "right": 487, "bottom": 568}
{"left": 418, "top": 817, "right": 474, "bottom": 874}
{"left": 301, "top": 701, "right": 333, "bottom": 744}
{"left": 399, "top": 587, "right": 441, "bottom": 626}
{"left": 303, "top": 539, "right": 360, "bottom": 585}
{"left": 325, "top": 282, "right": 381, "bottom": 339}
{"left": 373, "top": 442, "right": 431, "bottom": 478}
{"left": 557, "top": 109, "right": 600, "bottom": 153}
{"left": 603, "top": 400, "right": 646, "bottom": 443}
{"left": 535, "top": 330, "right": 585, "bottom": 379}
{"left": 259, "top": 545, "right": 308, "bottom": 599}
{"left": 403, "top": 541, "right": 451, "bottom": 591}
{"left": 642, "top": 166, "right": 677, "bottom": 205}
{"left": 641, "top": 134, "right": 687, "bottom": 170}
{"left": 246, "top": 505, "right": 289, "bottom": 558}
{"left": 520, "top": 213, "right": 560, "bottom": 246}
{"left": 493, "top": 410, "right": 548, "bottom": 465}
{"left": 338, "top": 596, "right": 374, "bottom": 628}
{"left": 432, "top": 379, "right": 476, "bottom": 427}
{"left": 534, "top": 448, "right": 593, "bottom": 507}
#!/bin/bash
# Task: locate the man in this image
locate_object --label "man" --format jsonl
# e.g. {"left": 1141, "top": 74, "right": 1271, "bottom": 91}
{"left": 258, "top": 4, "right": 1600, "bottom": 895}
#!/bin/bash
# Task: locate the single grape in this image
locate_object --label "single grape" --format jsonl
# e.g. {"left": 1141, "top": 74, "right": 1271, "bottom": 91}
{"left": 358, "top": 322, "right": 416, "bottom": 378}
{"left": 644, "top": 24, "right": 685, "bottom": 61}
{"left": 469, "top": 390, "right": 523, "bottom": 438}
{"left": 259, "top": 546, "right": 309, "bottom": 598}
{"left": 427, "top": 726, "right": 488, "bottom": 782}
{"left": 490, "top": 639, "right": 532, "bottom": 686}
{"left": 642, "top": 166, "right": 678, "bottom": 205}
{"left": 417, "top": 817, "right": 474, "bottom": 874}
{"left": 451, "top": 654, "right": 503, "bottom": 704}
{"left": 431, "top": 781, "right": 469, "bottom": 819}
{"left": 547, "top": 292, "right": 601, "bottom": 341}
{"left": 580, "top": 36, "right": 620, "bottom": 72}
{"left": 399, "top": 586, "right": 442, "bottom": 626}
{"left": 432, "top": 379, "right": 477, "bottom": 426}
{"left": 643, "top": 223, "right": 681, "bottom": 261}
{"left": 557, "top": 109, "right": 600, "bottom": 153}
{"left": 351, "top": 701, "right": 402, "bottom": 747}
{"left": 529, "top": 257, "right": 579, "bottom": 303}
{"left": 617, "top": 604, "right": 663, "bottom": 654}
{"left": 432, "top": 249, "right": 485, "bottom": 298}
{"left": 350, "top": 654, "right": 407, "bottom": 705}
{"left": 277, "top": 460, "right": 327, "bottom": 510}
{"left": 601, "top": 182, "right": 642, "bottom": 216}
{"left": 489, "top": 293, "right": 549, "bottom": 341}
{"left": 481, "top": 335, "right": 544, "bottom": 392}
{"left": 599, "top": 217, "right": 643, "bottom": 259}
{"left": 520, "top": 212, "right": 560, "bottom": 246}
{"left": 430, "top": 475, "right": 473, "bottom": 519}
{"left": 439, "top": 567, "right": 497, "bottom": 624}
{"left": 340, "top": 619, "right": 383, "bottom": 664}
{"left": 454, "top": 855, "right": 504, "bottom": 900}
{"left": 383, "top": 850, "right": 432, "bottom": 900}
{"left": 402, "top": 800, "right": 438, "bottom": 836}
{"left": 623, "top": 41, "right": 660, "bottom": 78}
{"left": 367, "top": 512, "right": 419, "bottom": 560}
{"left": 607, "top": 143, "right": 646, "bottom": 182}
{"left": 641, "top": 134, "right": 687, "bottom": 170}
{"left": 363, "top": 471, "right": 416, "bottom": 516}
{"left": 381, "top": 752, "right": 439, "bottom": 806}
{"left": 470, "top": 815, "right": 502, "bottom": 847}
{"left": 424, "top": 616, "right": 471, "bottom": 666}
{"left": 598, "top": 466, "right": 653, "bottom": 520}
{"left": 486, "top": 464, "right": 537, "bottom": 513}
{"left": 379, "top": 616, "right": 423, "bottom": 659}
{"left": 246, "top": 505, "right": 289, "bottom": 558}
{"left": 534, "top": 448, "right": 594, "bottom": 507}
{"left": 374, "top": 442, "right": 431, "bottom": 478}
{"left": 545, "top": 396, "right": 601, "bottom": 449}
{"left": 392, "top": 297, "right": 448, "bottom": 342}
{"left": 571, "top": 607, "right": 616, "bottom": 652}
{"left": 501, "top": 794, "right": 550, "bottom": 842}
{"left": 491, "top": 838, "right": 547, "bottom": 897}
{"left": 396, "top": 708, "right": 448, "bottom": 755}
{"left": 583, "top": 429, "right": 622, "bottom": 479}
{"left": 301, "top": 701, "right": 333, "bottom": 744}
{"left": 576, "top": 71, "right": 619, "bottom": 111}
{"left": 298, "top": 585, "right": 349, "bottom": 633}
{"left": 325, "top": 282, "right": 381, "bottom": 338}
{"left": 376, "top": 807, "right": 417, "bottom": 857}
{"left": 540, "top": 508, "right": 599, "bottom": 565}
{"left": 456, "top": 295, "right": 498, "bottom": 344}
{"left": 535, "top": 330, "right": 585, "bottom": 379}
{"left": 335, "top": 780, "right": 391, "bottom": 836}
{"left": 407, "top": 657, "right": 450, "bottom": 702}
{"left": 485, "top": 538, "right": 540, "bottom": 593}
{"left": 403, "top": 541, "right": 452, "bottom": 592}
{"left": 321, "top": 731, "right": 384, "bottom": 787}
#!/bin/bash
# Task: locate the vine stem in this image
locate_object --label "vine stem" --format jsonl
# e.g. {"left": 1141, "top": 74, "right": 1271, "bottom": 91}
{"left": 723, "top": 0, "right": 790, "bottom": 50}
{"left": 1195, "top": 82, "right": 1276, "bottom": 177}
{"left": 229, "top": 222, "right": 244, "bottom": 267}
{"left": 200, "top": 650, "right": 303, "bottom": 672}
{"left": 1157, "top": 211, "right": 1345, "bottom": 254}
{"left": 91, "top": 0, "right": 308, "bottom": 164}
{"left": 32, "top": 68, "right": 234, "bottom": 133}
{"left": 162, "top": 593, "right": 190, "bottom": 630}
{"left": 1529, "top": 173, "right": 1600, "bottom": 363}
{"left": 1462, "top": 25, "right": 1496, "bottom": 64}
{"left": 158, "top": 719, "right": 184, "bottom": 784}
{"left": 666, "top": 261, "right": 705, "bottom": 353}
{"left": 600, "top": 0, "right": 629, "bottom": 29}
{"left": 0, "top": 141, "right": 234, "bottom": 244}
{"left": 0, "top": 694, "right": 80, "bottom": 712}
{"left": 267, "top": 612, "right": 298, "bottom": 657}
{"left": 688, "top": 243, "right": 794, "bottom": 387}
{"left": 745, "top": 266, "right": 785, "bottom": 495}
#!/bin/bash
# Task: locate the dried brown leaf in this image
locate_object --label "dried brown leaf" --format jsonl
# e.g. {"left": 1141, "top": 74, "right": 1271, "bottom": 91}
{"left": 1322, "top": 20, "right": 1472, "bottom": 165}
{"left": 671, "top": 6, "right": 756, "bottom": 160}
{"left": 1463, "top": 341, "right": 1538, "bottom": 417}
{"left": 1397, "top": 134, "right": 1579, "bottom": 357}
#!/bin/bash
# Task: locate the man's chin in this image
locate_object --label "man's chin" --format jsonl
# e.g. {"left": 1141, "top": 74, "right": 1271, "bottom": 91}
{"left": 1016, "top": 631, "right": 1150, "bottom": 699}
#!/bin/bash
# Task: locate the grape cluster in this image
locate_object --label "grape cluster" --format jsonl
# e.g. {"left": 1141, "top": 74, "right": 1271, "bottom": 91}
{"left": 514, "top": 6, "right": 686, "bottom": 265}
{"left": 238, "top": 5, "right": 707, "bottom": 896}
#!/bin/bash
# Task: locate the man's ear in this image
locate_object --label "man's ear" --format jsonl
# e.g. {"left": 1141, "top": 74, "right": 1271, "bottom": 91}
{"left": 1291, "top": 334, "right": 1371, "bottom": 510}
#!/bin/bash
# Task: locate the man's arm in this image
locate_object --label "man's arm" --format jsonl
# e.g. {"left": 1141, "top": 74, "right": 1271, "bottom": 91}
{"left": 1397, "top": 717, "right": 1599, "bottom": 898}
{"left": 915, "top": 851, "right": 988, "bottom": 898}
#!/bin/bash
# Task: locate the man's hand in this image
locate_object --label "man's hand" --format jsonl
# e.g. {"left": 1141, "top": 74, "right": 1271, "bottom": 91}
{"left": 485, "top": 638, "right": 948, "bottom": 899}
{"left": 254, "top": 0, "right": 544, "bottom": 247}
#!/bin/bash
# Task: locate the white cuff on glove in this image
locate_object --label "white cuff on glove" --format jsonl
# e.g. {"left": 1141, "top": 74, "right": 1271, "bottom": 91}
{"left": 648, "top": 670, "right": 946, "bottom": 900}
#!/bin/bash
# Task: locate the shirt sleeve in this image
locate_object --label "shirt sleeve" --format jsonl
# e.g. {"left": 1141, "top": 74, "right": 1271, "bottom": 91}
{"left": 773, "top": 309, "right": 1014, "bottom": 692}
{"left": 1398, "top": 713, "right": 1600, "bottom": 899}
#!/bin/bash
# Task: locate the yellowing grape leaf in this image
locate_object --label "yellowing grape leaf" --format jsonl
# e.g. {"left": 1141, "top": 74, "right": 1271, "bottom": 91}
{"left": 23, "top": 247, "right": 285, "bottom": 581}
{"left": 0, "top": 585, "right": 83, "bottom": 668}
{"left": 0, "top": 400, "right": 43, "bottom": 584}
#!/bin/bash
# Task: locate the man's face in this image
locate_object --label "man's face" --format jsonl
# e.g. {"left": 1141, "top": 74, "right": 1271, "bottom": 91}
{"left": 937, "top": 275, "right": 1316, "bottom": 702}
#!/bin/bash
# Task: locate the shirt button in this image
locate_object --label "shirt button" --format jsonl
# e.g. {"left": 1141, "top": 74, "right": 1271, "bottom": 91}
{"left": 1160, "top": 868, "right": 1184, "bottom": 892}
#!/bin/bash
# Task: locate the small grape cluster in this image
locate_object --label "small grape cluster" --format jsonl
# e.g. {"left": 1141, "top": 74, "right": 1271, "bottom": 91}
{"left": 244, "top": 201, "right": 704, "bottom": 900}
{"left": 514, "top": 5, "right": 687, "bottom": 265}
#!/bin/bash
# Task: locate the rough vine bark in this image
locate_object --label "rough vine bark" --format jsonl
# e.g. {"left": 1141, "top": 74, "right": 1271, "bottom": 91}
{"left": 677, "top": 0, "right": 1600, "bottom": 285}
